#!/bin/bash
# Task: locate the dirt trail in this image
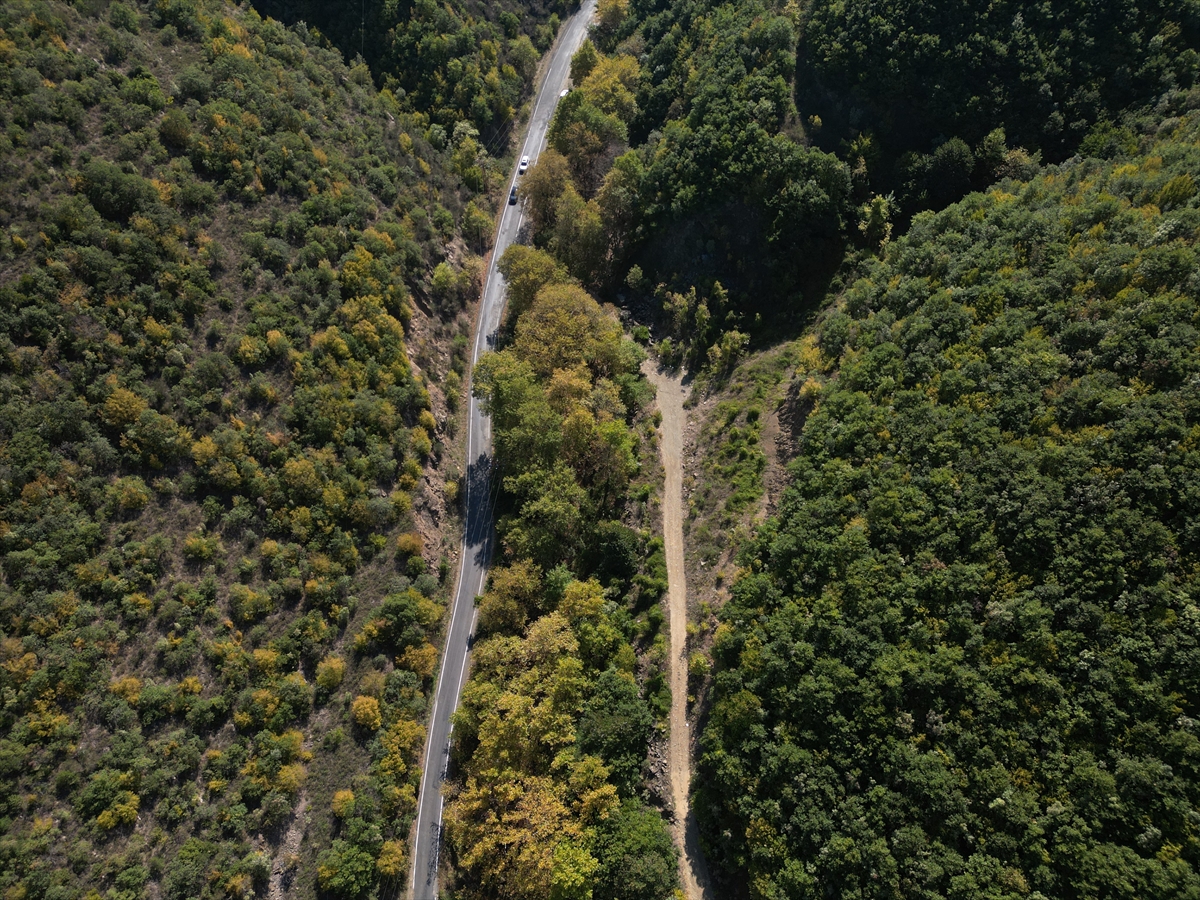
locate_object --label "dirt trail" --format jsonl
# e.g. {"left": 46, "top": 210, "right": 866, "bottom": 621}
{"left": 267, "top": 794, "right": 305, "bottom": 900}
{"left": 642, "top": 361, "right": 716, "bottom": 900}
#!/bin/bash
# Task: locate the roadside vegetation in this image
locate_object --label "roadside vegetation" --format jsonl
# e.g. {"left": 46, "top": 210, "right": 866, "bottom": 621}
{"left": 442, "top": 253, "right": 678, "bottom": 900}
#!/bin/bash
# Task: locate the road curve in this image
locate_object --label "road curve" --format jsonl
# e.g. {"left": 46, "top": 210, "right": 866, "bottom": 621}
{"left": 408, "top": 5, "right": 597, "bottom": 897}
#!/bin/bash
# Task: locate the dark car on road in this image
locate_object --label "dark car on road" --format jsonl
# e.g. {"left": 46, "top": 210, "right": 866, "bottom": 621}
{"left": 508, "top": 185, "right": 518, "bottom": 205}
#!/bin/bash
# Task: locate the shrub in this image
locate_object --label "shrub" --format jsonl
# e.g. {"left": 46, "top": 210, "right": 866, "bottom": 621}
{"left": 112, "top": 475, "right": 151, "bottom": 511}
{"left": 1157, "top": 173, "right": 1196, "bottom": 210}
{"left": 153, "top": 0, "right": 201, "bottom": 37}
{"left": 265, "top": 330, "right": 290, "bottom": 356}
{"left": 96, "top": 791, "right": 140, "bottom": 829}
{"left": 229, "top": 584, "right": 272, "bottom": 624}
{"left": 316, "top": 840, "right": 376, "bottom": 899}
{"left": 397, "top": 642, "right": 437, "bottom": 679}
{"left": 121, "top": 72, "right": 167, "bottom": 111}
{"left": 109, "top": 2, "right": 140, "bottom": 32}
{"left": 396, "top": 532, "right": 423, "bottom": 558}
{"left": 276, "top": 762, "right": 306, "bottom": 796}
{"left": 409, "top": 426, "right": 432, "bottom": 459}
{"left": 122, "top": 592, "right": 153, "bottom": 621}
{"left": 159, "top": 109, "right": 191, "bottom": 149}
{"left": 316, "top": 655, "right": 346, "bottom": 692}
{"left": 234, "top": 335, "right": 266, "bottom": 366}
{"left": 80, "top": 160, "right": 155, "bottom": 222}
{"left": 183, "top": 532, "right": 222, "bottom": 562}
{"left": 109, "top": 676, "right": 143, "bottom": 705}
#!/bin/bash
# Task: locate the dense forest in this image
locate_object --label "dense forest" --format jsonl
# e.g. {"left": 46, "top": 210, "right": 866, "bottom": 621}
{"left": 498, "top": 3, "right": 1200, "bottom": 893}
{"left": 697, "top": 110, "right": 1200, "bottom": 898}
{"left": 0, "top": 0, "right": 504, "bottom": 897}
{"left": 795, "top": 0, "right": 1200, "bottom": 209}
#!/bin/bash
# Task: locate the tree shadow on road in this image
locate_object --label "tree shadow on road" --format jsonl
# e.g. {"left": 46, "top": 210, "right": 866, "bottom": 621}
{"left": 463, "top": 450, "right": 497, "bottom": 567}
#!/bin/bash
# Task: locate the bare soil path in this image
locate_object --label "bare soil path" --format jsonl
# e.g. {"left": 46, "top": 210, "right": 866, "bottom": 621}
{"left": 267, "top": 795, "right": 305, "bottom": 900}
{"left": 642, "top": 361, "right": 717, "bottom": 900}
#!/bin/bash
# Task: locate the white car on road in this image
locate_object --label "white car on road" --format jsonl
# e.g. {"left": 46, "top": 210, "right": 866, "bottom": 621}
{"left": 518, "top": 155, "right": 530, "bottom": 174}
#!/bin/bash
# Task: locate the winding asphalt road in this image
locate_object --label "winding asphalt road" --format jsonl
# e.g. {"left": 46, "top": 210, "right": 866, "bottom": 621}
{"left": 408, "top": 4, "right": 597, "bottom": 896}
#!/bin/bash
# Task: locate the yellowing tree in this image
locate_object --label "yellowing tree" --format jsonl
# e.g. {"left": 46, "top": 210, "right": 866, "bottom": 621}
{"left": 550, "top": 838, "right": 599, "bottom": 900}
{"left": 109, "top": 676, "right": 142, "bottom": 705}
{"left": 277, "top": 762, "right": 307, "bottom": 796}
{"left": 351, "top": 695, "right": 382, "bottom": 731}
{"left": 478, "top": 560, "right": 544, "bottom": 636}
{"left": 545, "top": 365, "right": 593, "bottom": 416}
{"left": 498, "top": 245, "right": 571, "bottom": 322}
{"left": 282, "top": 457, "right": 322, "bottom": 504}
{"left": 376, "top": 840, "right": 407, "bottom": 878}
{"left": 579, "top": 55, "right": 639, "bottom": 123}
{"left": 316, "top": 655, "right": 346, "bottom": 692}
{"left": 520, "top": 149, "right": 572, "bottom": 234}
{"left": 103, "top": 387, "right": 147, "bottom": 427}
{"left": 332, "top": 789, "right": 356, "bottom": 818}
{"left": 445, "top": 773, "right": 585, "bottom": 900}
{"left": 596, "top": 0, "right": 629, "bottom": 32}
{"left": 96, "top": 791, "right": 140, "bottom": 830}
{"left": 513, "top": 284, "right": 623, "bottom": 378}
{"left": 397, "top": 642, "right": 437, "bottom": 679}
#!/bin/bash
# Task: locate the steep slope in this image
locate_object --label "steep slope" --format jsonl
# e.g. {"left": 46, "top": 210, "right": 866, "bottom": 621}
{"left": 0, "top": 1, "right": 488, "bottom": 897}
{"left": 513, "top": 0, "right": 1200, "bottom": 335}
{"left": 698, "top": 112, "right": 1200, "bottom": 898}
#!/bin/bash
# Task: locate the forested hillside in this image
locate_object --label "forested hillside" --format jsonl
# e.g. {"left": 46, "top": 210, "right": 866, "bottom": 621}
{"left": 249, "top": 0, "right": 566, "bottom": 145}
{"left": 527, "top": 5, "right": 1200, "bottom": 898}
{"left": 526, "top": 0, "right": 853, "bottom": 313}
{"left": 0, "top": 0, "right": 498, "bottom": 897}
{"left": 620, "top": 0, "right": 852, "bottom": 305}
{"left": 697, "top": 110, "right": 1200, "bottom": 899}
{"left": 5, "top": 0, "right": 1200, "bottom": 898}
